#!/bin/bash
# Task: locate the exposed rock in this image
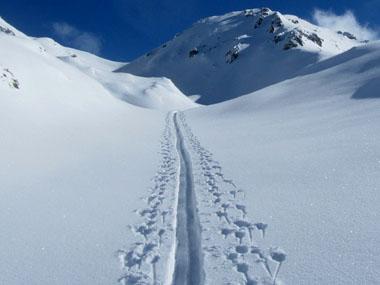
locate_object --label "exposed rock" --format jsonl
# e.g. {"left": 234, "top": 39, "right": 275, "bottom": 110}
{"left": 260, "top": 7, "right": 271, "bottom": 16}
{"left": 306, "top": 33, "right": 323, "bottom": 47}
{"left": 11, "top": 79, "right": 20, "bottom": 89}
{"left": 272, "top": 17, "right": 283, "bottom": 28}
{"left": 1, "top": 68, "right": 20, "bottom": 90}
{"left": 269, "top": 15, "right": 283, "bottom": 33}
{"left": 244, "top": 9, "right": 255, "bottom": 17}
{"left": 274, "top": 34, "right": 284, "bottom": 44}
{"left": 277, "top": 29, "right": 322, "bottom": 50}
{"left": 225, "top": 45, "right": 240, "bottom": 63}
{"left": 189, "top": 48, "right": 199, "bottom": 58}
{"left": 0, "top": 25, "right": 15, "bottom": 36}
{"left": 293, "top": 34, "right": 304, "bottom": 46}
{"left": 283, "top": 40, "right": 299, "bottom": 50}
{"left": 338, "top": 31, "right": 357, "bottom": 40}
{"left": 254, "top": 17, "right": 263, "bottom": 29}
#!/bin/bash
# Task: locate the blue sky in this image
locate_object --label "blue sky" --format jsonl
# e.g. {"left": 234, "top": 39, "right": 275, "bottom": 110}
{"left": 0, "top": 0, "right": 379, "bottom": 61}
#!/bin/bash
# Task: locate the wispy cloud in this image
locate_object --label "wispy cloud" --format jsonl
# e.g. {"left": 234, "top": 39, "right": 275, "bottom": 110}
{"left": 312, "top": 9, "right": 378, "bottom": 41}
{"left": 52, "top": 22, "right": 102, "bottom": 55}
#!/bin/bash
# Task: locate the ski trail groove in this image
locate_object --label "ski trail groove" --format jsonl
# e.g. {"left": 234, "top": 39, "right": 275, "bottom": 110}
{"left": 117, "top": 112, "right": 286, "bottom": 285}
{"left": 171, "top": 111, "right": 204, "bottom": 285}
{"left": 178, "top": 112, "right": 287, "bottom": 285}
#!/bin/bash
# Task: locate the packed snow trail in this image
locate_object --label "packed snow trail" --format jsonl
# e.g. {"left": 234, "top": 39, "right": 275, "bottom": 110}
{"left": 117, "top": 112, "right": 287, "bottom": 285}
{"left": 171, "top": 112, "right": 205, "bottom": 285}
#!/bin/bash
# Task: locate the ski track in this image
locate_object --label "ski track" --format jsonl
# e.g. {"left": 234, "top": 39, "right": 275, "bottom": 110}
{"left": 171, "top": 112, "right": 204, "bottom": 285}
{"left": 117, "top": 112, "right": 287, "bottom": 285}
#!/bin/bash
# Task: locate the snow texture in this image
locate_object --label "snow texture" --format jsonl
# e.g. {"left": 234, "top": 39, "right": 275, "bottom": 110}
{"left": 1, "top": 8, "right": 380, "bottom": 285}
{"left": 119, "top": 8, "right": 363, "bottom": 104}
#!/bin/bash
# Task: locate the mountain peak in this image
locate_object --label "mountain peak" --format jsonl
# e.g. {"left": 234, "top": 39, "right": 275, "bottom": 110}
{"left": 118, "top": 8, "right": 364, "bottom": 104}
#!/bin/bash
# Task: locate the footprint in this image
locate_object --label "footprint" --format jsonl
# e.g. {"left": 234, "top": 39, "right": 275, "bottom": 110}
{"left": 121, "top": 248, "right": 143, "bottom": 270}
{"left": 251, "top": 246, "right": 272, "bottom": 277}
{"left": 226, "top": 252, "right": 238, "bottom": 264}
{"left": 235, "top": 230, "right": 246, "bottom": 244}
{"left": 221, "top": 228, "right": 235, "bottom": 239}
{"left": 158, "top": 229, "right": 165, "bottom": 245}
{"left": 216, "top": 211, "right": 231, "bottom": 224}
{"left": 236, "top": 263, "right": 250, "bottom": 282}
{"left": 142, "top": 242, "right": 157, "bottom": 256}
{"left": 161, "top": 210, "right": 169, "bottom": 224}
{"left": 221, "top": 203, "right": 230, "bottom": 212}
{"left": 135, "top": 224, "right": 155, "bottom": 240}
{"left": 235, "top": 245, "right": 249, "bottom": 255}
{"left": 270, "top": 247, "right": 287, "bottom": 284}
{"left": 254, "top": 223, "right": 268, "bottom": 238}
{"left": 223, "top": 179, "right": 237, "bottom": 188}
{"left": 236, "top": 204, "right": 247, "bottom": 218}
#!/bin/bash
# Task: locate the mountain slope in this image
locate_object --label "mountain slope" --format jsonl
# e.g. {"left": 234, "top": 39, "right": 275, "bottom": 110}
{"left": 1, "top": 9, "right": 380, "bottom": 285}
{"left": 0, "top": 17, "right": 196, "bottom": 111}
{"left": 118, "top": 8, "right": 363, "bottom": 104}
{"left": 0, "top": 17, "right": 179, "bottom": 285}
{"left": 185, "top": 41, "right": 380, "bottom": 284}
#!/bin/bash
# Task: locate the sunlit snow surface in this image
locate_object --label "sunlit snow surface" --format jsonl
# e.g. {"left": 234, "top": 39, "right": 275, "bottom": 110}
{"left": 1, "top": 9, "right": 380, "bottom": 285}
{"left": 119, "top": 8, "right": 362, "bottom": 104}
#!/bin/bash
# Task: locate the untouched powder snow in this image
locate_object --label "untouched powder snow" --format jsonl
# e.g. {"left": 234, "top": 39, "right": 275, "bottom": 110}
{"left": 36, "top": 38, "right": 196, "bottom": 110}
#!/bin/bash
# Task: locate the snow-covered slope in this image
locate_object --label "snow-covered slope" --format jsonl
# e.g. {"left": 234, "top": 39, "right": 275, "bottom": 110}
{"left": 37, "top": 38, "right": 196, "bottom": 110}
{"left": 185, "top": 41, "right": 380, "bottom": 284}
{"left": 119, "top": 8, "right": 363, "bottom": 104}
{"left": 0, "top": 17, "right": 195, "bottom": 111}
{"left": 1, "top": 9, "right": 380, "bottom": 285}
{"left": 0, "top": 16, "right": 174, "bottom": 285}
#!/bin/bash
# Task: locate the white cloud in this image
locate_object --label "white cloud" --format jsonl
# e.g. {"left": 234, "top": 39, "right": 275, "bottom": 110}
{"left": 52, "top": 22, "right": 77, "bottom": 38}
{"left": 312, "top": 9, "right": 378, "bottom": 41}
{"left": 52, "top": 22, "right": 102, "bottom": 55}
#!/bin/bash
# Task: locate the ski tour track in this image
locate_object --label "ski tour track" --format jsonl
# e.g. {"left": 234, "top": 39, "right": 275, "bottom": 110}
{"left": 171, "top": 112, "right": 205, "bottom": 285}
{"left": 117, "top": 111, "right": 287, "bottom": 285}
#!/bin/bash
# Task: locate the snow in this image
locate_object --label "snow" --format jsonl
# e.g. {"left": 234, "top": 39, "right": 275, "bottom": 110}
{"left": 185, "top": 41, "right": 380, "bottom": 284}
{"left": 118, "top": 8, "right": 363, "bottom": 104}
{"left": 1, "top": 9, "right": 380, "bottom": 285}
{"left": 0, "top": 18, "right": 187, "bottom": 285}
{"left": 35, "top": 38, "right": 196, "bottom": 111}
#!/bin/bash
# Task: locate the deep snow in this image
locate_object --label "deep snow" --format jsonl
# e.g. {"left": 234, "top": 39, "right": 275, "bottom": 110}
{"left": 0, "top": 16, "right": 171, "bottom": 285}
{"left": 1, "top": 8, "right": 380, "bottom": 285}
{"left": 185, "top": 42, "right": 380, "bottom": 284}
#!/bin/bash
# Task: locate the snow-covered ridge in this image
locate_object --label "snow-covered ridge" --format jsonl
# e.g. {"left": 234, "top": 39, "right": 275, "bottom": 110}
{"left": 0, "top": 16, "right": 26, "bottom": 37}
{"left": 199, "top": 8, "right": 363, "bottom": 54}
{"left": 0, "top": 16, "right": 196, "bottom": 111}
{"left": 119, "top": 7, "right": 366, "bottom": 104}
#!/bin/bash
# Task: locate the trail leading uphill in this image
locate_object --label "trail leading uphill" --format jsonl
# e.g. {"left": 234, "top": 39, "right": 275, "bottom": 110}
{"left": 171, "top": 112, "right": 204, "bottom": 285}
{"left": 118, "top": 113, "right": 286, "bottom": 285}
